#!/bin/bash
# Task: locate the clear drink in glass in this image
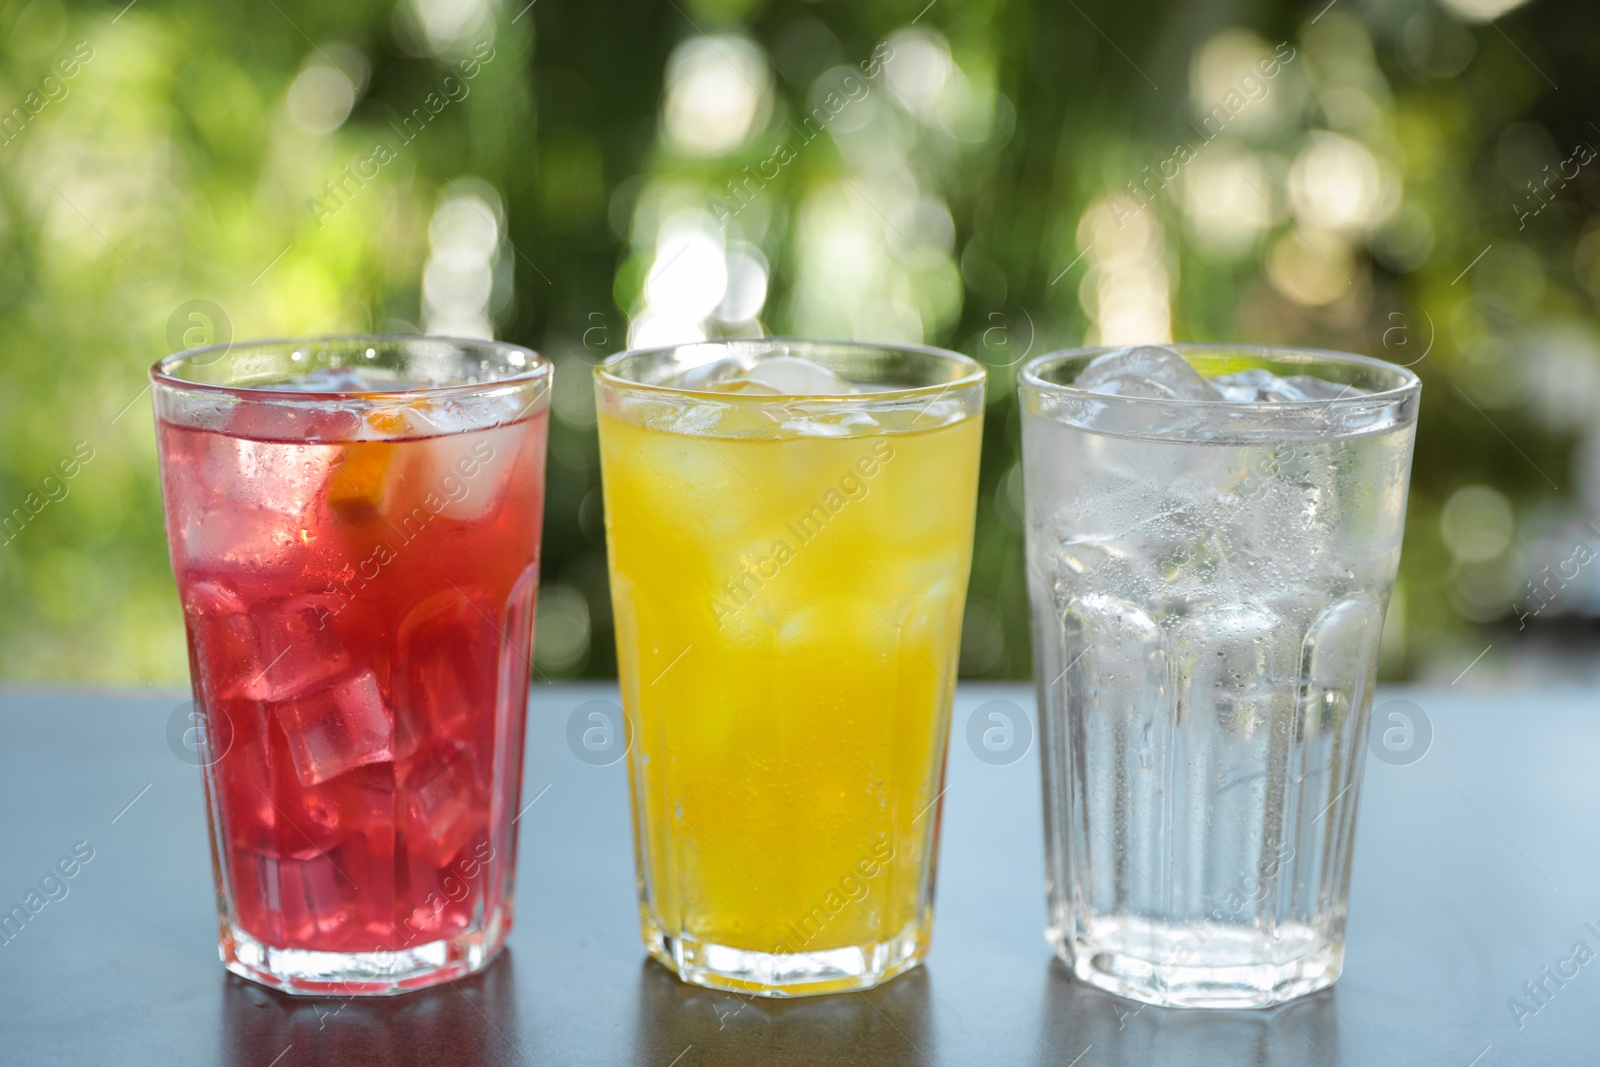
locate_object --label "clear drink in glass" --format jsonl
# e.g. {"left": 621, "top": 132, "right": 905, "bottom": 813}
{"left": 1020, "top": 344, "right": 1420, "bottom": 1008}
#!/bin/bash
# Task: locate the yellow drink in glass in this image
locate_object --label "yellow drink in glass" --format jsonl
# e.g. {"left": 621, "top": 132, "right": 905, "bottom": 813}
{"left": 595, "top": 340, "right": 984, "bottom": 996}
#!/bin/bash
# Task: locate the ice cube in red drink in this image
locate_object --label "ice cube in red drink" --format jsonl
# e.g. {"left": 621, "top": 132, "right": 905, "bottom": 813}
{"left": 401, "top": 740, "right": 487, "bottom": 867}
{"left": 274, "top": 669, "right": 394, "bottom": 786}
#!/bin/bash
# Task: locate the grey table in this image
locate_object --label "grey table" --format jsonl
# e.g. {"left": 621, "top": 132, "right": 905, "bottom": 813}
{"left": 0, "top": 684, "right": 1595, "bottom": 1066}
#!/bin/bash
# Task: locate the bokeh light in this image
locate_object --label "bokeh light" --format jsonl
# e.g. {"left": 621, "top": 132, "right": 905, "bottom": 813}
{"left": 0, "top": 0, "right": 1596, "bottom": 687}
{"left": 423, "top": 180, "right": 506, "bottom": 339}
{"left": 286, "top": 62, "right": 359, "bottom": 136}
{"left": 1287, "top": 132, "right": 1395, "bottom": 232}
{"left": 663, "top": 36, "right": 771, "bottom": 158}
{"left": 1442, "top": 485, "right": 1516, "bottom": 563}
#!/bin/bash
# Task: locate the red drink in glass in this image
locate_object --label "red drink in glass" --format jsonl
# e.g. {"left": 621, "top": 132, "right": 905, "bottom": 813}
{"left": 152, "top": 337, "right": 550, "bottom": 995}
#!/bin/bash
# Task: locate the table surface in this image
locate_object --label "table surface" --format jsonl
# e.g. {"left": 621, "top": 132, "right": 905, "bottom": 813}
{"left": 1, "top": 683, "right": 1597, "bottom": 1066}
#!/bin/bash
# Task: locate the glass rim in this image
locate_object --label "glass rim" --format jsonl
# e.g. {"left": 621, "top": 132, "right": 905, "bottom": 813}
{"left": 149, "top": 333, "right": 551, "bottom": 402}
{"left": 596, "top": 336, "right": 986, "bottom": 404}
{"left": 1018, "top": 343, "right": 1421, "bottom": 410}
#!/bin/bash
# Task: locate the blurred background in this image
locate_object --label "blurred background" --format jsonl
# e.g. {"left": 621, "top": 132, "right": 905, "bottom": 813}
{"left": 0, "top": 0, "right": 1596, "bottom": 687}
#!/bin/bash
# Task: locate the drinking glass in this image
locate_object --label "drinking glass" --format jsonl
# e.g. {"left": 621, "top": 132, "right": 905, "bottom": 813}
{"left": 152, "top": 335, "right": 550, "bottom": 995}
{"left": 1020, "top": 344, "right": 1420, "bottom": 1008}
{"left": 595, "top": 339, "right": 984, "bottom": 996}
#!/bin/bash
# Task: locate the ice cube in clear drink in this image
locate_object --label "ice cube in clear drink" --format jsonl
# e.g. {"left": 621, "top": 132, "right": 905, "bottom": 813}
{"left": 1275, "top": 374, "right": 1364, "bottom": 401}
{"left": 1211, "top": 367, "right": 1280, "bottom": 403}
{"left": 1075, "top": 346, "right": 1221, "bottom": 401}
{"left": 1173, "top": 602, "right": 1287, "bottom": 742}
{"left": 1210, "top": 367, "right": 1368, "bottom": 403}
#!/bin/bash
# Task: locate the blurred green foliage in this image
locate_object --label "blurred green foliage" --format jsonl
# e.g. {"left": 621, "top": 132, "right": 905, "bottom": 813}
{"left": 0, "top": 0, "right": 1597, "bottom": 686}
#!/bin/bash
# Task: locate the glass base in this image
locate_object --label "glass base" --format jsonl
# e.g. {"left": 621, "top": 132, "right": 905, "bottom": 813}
{"left": 642, "top": 916, "right": 928, "bottom": 998}
{"left": 220, "top": 910, "right": 510, "bottom": 997}
{"left": 1052, "top": 917, "right": 1343, "bottom": 1009}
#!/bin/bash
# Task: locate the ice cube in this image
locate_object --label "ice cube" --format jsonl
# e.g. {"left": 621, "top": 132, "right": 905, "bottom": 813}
{"left": 179, "top": 502, "right": 306, "bottom": 570}
{"left": 777, "top": 595, "right": 900, "bottom": 661}
{"left": 670, "top": 354, "right": 859, "bottom": 395}
{"left": 1075, "top": 346, "right": 1221, "bottom": 401}
{"left": 663, "top": 355, "right": 743, "bottom": 391}
{"left": 778, "top": 418, "right": 851, "bottom": 436}
{"left": 321, "top": 400, "right": 535, "bottom": 524}
{"left": 183, "top": 581, "right": 257, "bottom": 697}
{"left": 243, "top": 596, "right": 351, "bottom": 701}
{"left": 395, "top": 590, "right": 500, "bottom": 745}
{"left": 1210, "top": 367, "right": 1279, "bottom": 403}
{"left": 1172, "top": 603, "right": 1287, "bottom": 742}
{"left": 224, "top": 403, "right": 362, "bottom": 444}
{"left": 268, "top": 761, "right": 398, "bottom": 859}
{"left": 1056, "top": 593, "right": 1171, "bottom": 876}
{"left": 207, "top": 434, "right": 338, "bottom": 519}
{"left": 1060, "top": 593, "right": 1170, "bottom": 701}
{"left": 274, "top": 669, "right": 395, "bottom": 787}
{"left": 230, "top": 783, "right": 333, "bottom": 862}
{"left": 251, "top": 852, "right": 349, "bottom": 939}
{"left": 400, "top": 741, "right": 487, "bottom": 866}
{"left": 1277, "top": 374, "right": 1366, "bottom": 401}
{"left": 319, "top": 763, "right": 400, "bottom": 859}
{"left": 743, "top": 356, "right": 858, "bottom": 395}
{"left": 411, "top": 422, "right": 528, "bottom": 522}
{"left": 1210, "top": 368, "right": 1369, "bottom": 403}
{"left": 184, "top": 585, "right": 351, "bottom": 702}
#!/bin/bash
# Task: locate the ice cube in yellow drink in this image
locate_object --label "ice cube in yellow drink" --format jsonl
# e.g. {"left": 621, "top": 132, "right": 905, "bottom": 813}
{"left": 598, "top": 395, "right": 982, "bottom": 994}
